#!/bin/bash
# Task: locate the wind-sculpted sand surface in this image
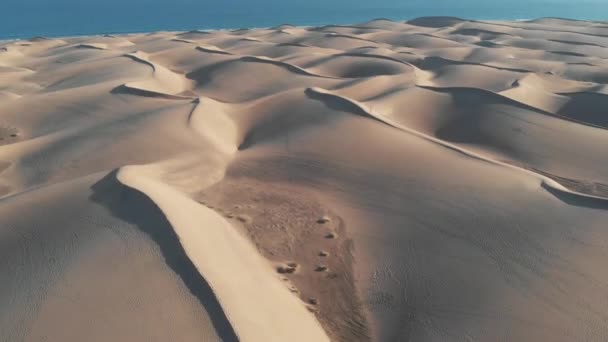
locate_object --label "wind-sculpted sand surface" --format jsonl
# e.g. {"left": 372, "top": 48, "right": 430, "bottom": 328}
{"left": 2, "top": 16, "right": 608, "bottom": 341}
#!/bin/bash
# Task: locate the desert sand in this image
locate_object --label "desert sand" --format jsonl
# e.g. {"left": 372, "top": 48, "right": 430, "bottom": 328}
{"left": 2, "top": 16, "right": 608, "bottom": 341}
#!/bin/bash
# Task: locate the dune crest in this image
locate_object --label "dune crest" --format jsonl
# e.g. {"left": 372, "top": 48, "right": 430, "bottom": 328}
{"left": 120, "top": 51, "right": 195, "bottom": 98}
{"left": 117, "top": 165, "right": 330, "bottom": 341}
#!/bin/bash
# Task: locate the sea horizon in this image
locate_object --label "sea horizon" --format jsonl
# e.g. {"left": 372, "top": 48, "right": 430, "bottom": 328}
{"left": 1, "top": 1, "right": 606, "bottom": 40}
{"left": 0, "top": 17, "right": 547, "bottom": 42}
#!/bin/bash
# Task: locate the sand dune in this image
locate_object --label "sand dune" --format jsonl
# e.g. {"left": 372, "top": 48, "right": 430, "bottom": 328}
{"left": 118, "top": 165, "right": 330, "bottom": 341}
{"left": 2, "top": 16, "right": 608, "bottom": 342}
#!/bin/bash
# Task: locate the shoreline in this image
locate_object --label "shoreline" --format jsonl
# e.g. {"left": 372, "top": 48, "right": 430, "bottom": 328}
{"left": 1, "top": 15, "right": 606, "bottom": 42}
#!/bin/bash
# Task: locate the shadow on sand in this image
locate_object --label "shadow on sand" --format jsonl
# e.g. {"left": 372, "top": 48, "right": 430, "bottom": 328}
{"left": 90, "top": 170, "right": 239, "bottom": 342}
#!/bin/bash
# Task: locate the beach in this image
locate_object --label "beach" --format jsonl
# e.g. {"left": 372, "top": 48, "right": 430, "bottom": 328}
{"left": 2, "top": 16, "right": 608, "bottom": 341}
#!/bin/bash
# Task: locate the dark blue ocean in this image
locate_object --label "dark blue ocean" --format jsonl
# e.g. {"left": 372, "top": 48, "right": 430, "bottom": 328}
{"left": 1, "top": 0, "right": 606, "bottom": 40}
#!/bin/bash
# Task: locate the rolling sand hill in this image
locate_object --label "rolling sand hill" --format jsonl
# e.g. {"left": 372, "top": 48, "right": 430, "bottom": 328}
{"left": 2, "top": 16, "right": 608, "bottom": 342}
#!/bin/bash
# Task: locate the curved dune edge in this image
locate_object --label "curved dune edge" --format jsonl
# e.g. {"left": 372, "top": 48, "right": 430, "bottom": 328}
{"left": 76, "top": 43, "right": 108, "bottom": 50}
{"left": 188, "top": 97, "right": 239, "bottom": 154}
{"left": 419, "top": 85, "right": 608, "bottom": 130}
{"left": 121, "top": 51, "right": 195, "bottom": 98}
{"left": 195, "top": 45, "right": 233, "bottom": 55}
{"left": 306, "top": 87, "right": 608, "bottom": 203}
{"left": 116, "top": 166, "right": 331, "bottom": 342}
{"left": 112, "top": 84, "right": 196, "bottom": 100}
{"left": 238, "top": 55, "right": 340, "bottom": 79}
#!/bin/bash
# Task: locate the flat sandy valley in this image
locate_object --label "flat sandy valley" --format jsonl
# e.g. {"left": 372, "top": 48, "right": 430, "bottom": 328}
{"left": 2, "top": 16, "right": 608, "bottom": 341}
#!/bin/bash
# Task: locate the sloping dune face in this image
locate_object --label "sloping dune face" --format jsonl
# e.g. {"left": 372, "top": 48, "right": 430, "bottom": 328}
{"left": 2, "top": 17, "right": 608, "bottom": 342}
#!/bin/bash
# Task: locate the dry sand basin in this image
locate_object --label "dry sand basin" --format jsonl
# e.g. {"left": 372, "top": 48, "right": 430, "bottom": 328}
{"left": 2, "top": 16, "right": 608, "bottom": 341}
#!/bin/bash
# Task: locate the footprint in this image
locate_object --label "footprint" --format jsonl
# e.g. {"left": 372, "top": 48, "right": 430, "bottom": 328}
{"left": 315, "top": 265, "right": 328, "bottom": 272}
{"left": 317, "top": 215, "right": 331, "bottom": 224}
{"left": 277, "top": 262, "right": 298, "bottom": 274}
{"left": 237, "top": 214, "right": 252, "bottom": 223}
{"left": 0, "top": 125, "right": 20, "bottom": 145}
{"left": 325, "top": 232, "right": 337, "bottom": 239}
